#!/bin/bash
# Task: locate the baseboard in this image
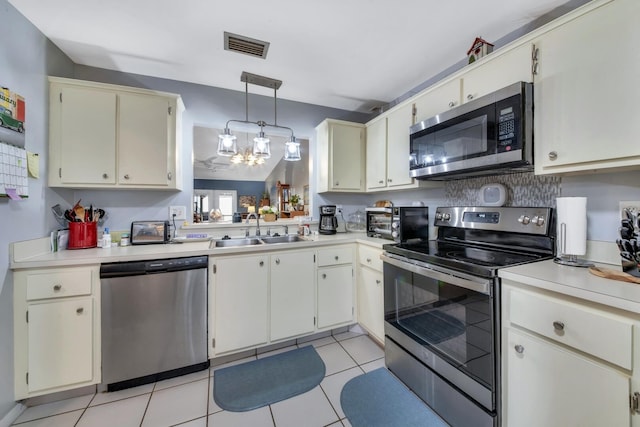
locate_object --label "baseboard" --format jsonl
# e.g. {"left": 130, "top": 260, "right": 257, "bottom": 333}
{"left": 0, "top": 403, "right": 26, "bottom": 427}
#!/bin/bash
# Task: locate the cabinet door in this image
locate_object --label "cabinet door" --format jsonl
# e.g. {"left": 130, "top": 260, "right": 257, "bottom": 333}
{"left": 461, "top": 43, "right": 532, "bottom": 103}
{"left": 270, "top": 250, "right": 315, "bottom": 341}
{"left": 533, "top": 0, "right": 640, "bottom": 173}
{"left": 365, "top": 118, "right": 387, "bottom": 190}
{"left": 331, "top": 123, "right": 364, "bottom": 191}
{"left": 386, "top": 104, "right": 414, "bottom": 187}
{"left": 214, "top": 255, "right": 269, "bottom": 354}
{"left": 28, "top": 298, "right": 94, "bottom": 393}
{"left": 317, "top": 265, "right": 353, "bottom": 329}
{"left": 413, "top": 78, "right": 462, "bottom": 123}
{"left": 358, "top": 267, "right": 384, "bottom": 342}
{"left": 505, "top": 328, "right": 629, "bottom": 427}
{"left": 58, "top": 86, "right": 116, "bottom": 184}
{"left": 118, "top": 93, "right": 171, "bottom": 186}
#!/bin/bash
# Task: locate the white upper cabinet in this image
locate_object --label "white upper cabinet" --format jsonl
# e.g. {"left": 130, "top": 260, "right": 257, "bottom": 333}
{"left": 48, "top": 77, "right": 183, "bottom": 190}
{"left": 316, "top": 119, "right": 365, "bottom": 192}
{"left": 532, "top": 0, "right": 640, "bottom": 175}
{"left": 460, "top": 43, "right": 533, "bottom": 104}
{"left": 365, "top": 117, "right": 387, "bottom": 190}
{"left": 413, "top": 79, "right": 462, "bottom": 124}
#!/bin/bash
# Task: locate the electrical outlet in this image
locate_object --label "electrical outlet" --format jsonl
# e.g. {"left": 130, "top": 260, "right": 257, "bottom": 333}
{"left": 169, "top": 205, "right": 187, "bottom": 220}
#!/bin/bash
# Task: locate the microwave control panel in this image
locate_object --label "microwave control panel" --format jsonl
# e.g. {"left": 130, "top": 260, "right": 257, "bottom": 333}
{"left": 496, "top": 94, "right": 521, "bottom": 152}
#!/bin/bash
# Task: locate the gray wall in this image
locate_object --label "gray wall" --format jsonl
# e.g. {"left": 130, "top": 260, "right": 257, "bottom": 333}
{"left": 0, "top": 0, "right": 75, "bottom": 419}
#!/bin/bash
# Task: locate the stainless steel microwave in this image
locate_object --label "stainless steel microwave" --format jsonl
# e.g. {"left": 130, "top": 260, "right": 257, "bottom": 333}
{"left": 409, "top": 81, "right": 533, "bottom": 180}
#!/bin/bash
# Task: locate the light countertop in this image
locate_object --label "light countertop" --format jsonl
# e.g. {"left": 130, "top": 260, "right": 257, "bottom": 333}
{"left": 499, "top": 259, "right": 640, "bottom": 314}
{"left": 10, "top": 232, "right": 388, "bottom": 270}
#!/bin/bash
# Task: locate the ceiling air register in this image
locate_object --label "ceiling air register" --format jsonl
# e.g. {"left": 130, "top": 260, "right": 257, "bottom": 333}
{"left": 217, "top": 71, "right": 301, "bottom": 162}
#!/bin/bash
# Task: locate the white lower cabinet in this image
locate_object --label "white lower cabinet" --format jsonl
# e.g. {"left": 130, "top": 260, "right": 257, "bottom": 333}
{"left": 317, "top": 245, "right": 355, "bottom": 329}
{"left": 357, "top": 245, "right": 384, "bottom": 343}
{"left": 270, "top": 250, "right": 315, "bottom": 341}
{"left": 13, "top": 265, "right": 101, "bottom": 399}
{"left": 502, "top": 282, "right": 639, "bottom": 426}
{"left": 210, "top": 249, "right": 316, "bottom": 356}
{"left": 211, "top": 254, "right": 269, "bottom": 355}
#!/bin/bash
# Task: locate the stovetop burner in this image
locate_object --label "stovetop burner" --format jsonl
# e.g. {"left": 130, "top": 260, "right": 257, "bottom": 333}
{"left": 383, "top": 206, "right": 556, "bottom": 278}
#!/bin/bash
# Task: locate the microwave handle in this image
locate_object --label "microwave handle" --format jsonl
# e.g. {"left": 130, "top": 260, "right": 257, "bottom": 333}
{"left": 381, "top": 253, "right": 491, "bottom": 295}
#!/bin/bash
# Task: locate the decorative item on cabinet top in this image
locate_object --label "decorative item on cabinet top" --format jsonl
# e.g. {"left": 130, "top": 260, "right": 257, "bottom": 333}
{"left": 467, "top": 36, "right": 494, "bottom": 64}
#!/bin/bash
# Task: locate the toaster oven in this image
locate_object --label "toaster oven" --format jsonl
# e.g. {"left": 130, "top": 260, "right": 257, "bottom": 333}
{"left": 366, "top": 206, "right": 429, "bottom": 242}
{"left": 130, "top": 220, "right": 171, "bottom": 245}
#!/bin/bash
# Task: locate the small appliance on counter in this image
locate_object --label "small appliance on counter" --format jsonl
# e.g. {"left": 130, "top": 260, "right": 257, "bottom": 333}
{"left": 131, "top": 220, "right": 171, "bottom": 245}
{"left": 366, "top": 205, "right": 429, "bottom": 242}
{"left": 318, "top": 205, "right": 338, "bottom": 235}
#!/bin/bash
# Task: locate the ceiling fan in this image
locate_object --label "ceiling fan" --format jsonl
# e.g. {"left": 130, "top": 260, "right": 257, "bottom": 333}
{"left": 194, "top": 156, "right": 230, "bottom": 172}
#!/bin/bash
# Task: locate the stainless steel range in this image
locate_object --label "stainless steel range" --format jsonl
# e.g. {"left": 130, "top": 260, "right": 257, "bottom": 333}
{"left": 382, "top": 206, "right": 555, "bottom": 427}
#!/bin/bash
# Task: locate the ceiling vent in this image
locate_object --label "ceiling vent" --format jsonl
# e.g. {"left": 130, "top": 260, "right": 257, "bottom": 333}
{"left": 224, "top": 32, "right": 270, "bottom": 59}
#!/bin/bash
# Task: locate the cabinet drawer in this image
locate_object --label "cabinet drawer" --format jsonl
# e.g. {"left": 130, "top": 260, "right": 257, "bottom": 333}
{"left": 358, "top": 245, "right": 383, "bottom": 272}
{"left": 26, "top": 268, "right": 93, "bottom": 301}
{"left": 508, "top": 288, "right": 633, "bottom": 369}
{"left": 317, "top": 246, "right": 353, "bottom": 266}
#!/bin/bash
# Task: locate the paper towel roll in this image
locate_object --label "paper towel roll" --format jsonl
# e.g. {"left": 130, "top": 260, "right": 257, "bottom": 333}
{"left": 556, "top": 197, "right": 587, "bottom": 256}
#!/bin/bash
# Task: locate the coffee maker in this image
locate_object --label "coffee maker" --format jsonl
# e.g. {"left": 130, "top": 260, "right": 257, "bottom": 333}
{"left": 319, "top": 205, "right": 338, "bottom": 235}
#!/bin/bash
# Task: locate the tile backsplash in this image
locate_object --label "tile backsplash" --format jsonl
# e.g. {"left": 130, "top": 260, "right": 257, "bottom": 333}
{"left": 445, "top": 172, "right": 561, "bottom": 207}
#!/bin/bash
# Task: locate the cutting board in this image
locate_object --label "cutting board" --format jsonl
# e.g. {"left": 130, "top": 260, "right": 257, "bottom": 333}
{"left": 588, "top": 266, "right": 640, "bottom": 284}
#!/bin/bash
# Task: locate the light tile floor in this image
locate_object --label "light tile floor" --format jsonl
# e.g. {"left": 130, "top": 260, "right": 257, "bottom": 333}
{"left": 12, "top": 330, "right": 387, "bottom": 427}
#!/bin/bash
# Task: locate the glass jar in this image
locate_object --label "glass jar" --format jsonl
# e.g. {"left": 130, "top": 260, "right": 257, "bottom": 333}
{"left": 346, "top": 210, "right": 366, "bottom": 232}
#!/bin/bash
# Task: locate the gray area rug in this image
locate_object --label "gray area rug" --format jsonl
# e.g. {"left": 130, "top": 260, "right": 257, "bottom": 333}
{"left": 213, "top": 345, "right": 326, "bottom": 412}
{"left": 341, "top": 368, "right": 449, "bottom": 427}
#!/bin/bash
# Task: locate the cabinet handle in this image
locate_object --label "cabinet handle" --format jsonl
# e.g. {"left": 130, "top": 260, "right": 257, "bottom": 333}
{"left": 514, "top": 344, "right": 524, "bottom": 354}
{"left": 375, "top": 279, "right": 381, "bottom": 284}
{"left": 322, "top": 273, "right": 327, "bottom": 279}
{"left": 167, "top": 172, "right": 172, "bottom": 181}
{"left": 553, "top": 321, "right": 565, "bottom": 331}
{"left": 448, "top": 101, "right": 455, "bottom": 108}
{"left": 259, "top": 261, "right": 264, "bottom": 267}
{"left": 366, "top": 258, "right": 371, "bottom": 263}
{"left": 378, "top": 180, "right": 384, "bottom": 184}
{"left": 532, "top": 62, "right": 539, "bottom": 76}
{"left": 387, "top": 178, "right": 392, "bottom": 183}
{"left": 102, "top": 173, "right": 108, "bottom": 179}
{"left": 467, "top": 94, "right": 474, "bottom": 100}
{"left": 53, "top": 284, "right": 61, "bottom": 291}
{"left": 76, "top": 307, "right": 84, "bottom": 314}
{"left": 124, "top": 174, "right": 130, "bottom": 180}
{"left": 275, "top": 258, "right": 280, "bottom": 265}
{"left": 548, "top": 151, "right": 558, "bottom": 161}
{"left": 334, "top": 256, "right": 339, "bottom": 261}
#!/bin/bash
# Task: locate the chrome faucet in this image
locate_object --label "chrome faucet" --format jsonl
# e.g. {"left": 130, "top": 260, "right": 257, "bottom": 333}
{"left": 245, "top": 213, "right": 260, "bottom": 237}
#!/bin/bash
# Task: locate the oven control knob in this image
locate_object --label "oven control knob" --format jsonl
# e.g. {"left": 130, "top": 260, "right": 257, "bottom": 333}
{"left": 442, "top": 213, "right": 451, "bottom": 221}
{"left": 392, "top": 222, "right": 399, "bottom": 230}
{"left": 391, "top": 231, "right": 399, "bottom": 239}
{"left": 532, "top": 215, "right": 545, "bottom": 226}
{"left": 435, "top": 212, "right": 443, "bottom": 220}
{"left": 518, "top": 215, "right": 531, "bottom": 225}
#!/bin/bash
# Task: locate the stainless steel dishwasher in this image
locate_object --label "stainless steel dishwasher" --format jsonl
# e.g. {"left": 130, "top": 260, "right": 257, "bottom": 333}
{"left": 100, "top": 255, "right": 209, "bottom": 391}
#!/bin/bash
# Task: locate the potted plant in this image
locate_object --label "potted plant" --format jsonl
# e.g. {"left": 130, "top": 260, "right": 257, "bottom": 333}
{"left": 260, "top": 205, "right": 278, "bottom": 222}
{"left": 260, "top": 191, "right": 270, "bottom": 207}
{"left": 290, "top": 194, "right": 300, "bottom": 210}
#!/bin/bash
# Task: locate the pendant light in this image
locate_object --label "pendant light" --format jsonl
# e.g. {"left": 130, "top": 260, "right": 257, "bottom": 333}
{"left": 217, "top": 71, "right": 298, "bottom": 161}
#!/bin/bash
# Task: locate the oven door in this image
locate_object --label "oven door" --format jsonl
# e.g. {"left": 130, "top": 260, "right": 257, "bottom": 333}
{"left": 382, "top": 253, "right": 498, "bottom": 414}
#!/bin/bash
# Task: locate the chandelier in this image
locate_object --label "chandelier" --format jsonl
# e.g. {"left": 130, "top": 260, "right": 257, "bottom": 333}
{"left": 217, "top": 71, "right": 301, "bottom": 162}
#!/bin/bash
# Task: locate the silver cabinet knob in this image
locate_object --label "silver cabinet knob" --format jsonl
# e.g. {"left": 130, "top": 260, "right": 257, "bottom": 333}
{"left": 448, "top": 101, "right": 455, "bottom": 108}
{"left": 76, "top": 307, "right": 84, "bottom": 314}
{"left": 514, "top": 344, "right": 524, "bottom": 354}
{"left": 334, "top": 256, "right": 339, "bottom": 261}
{"left": 378, "top": 180, "right": 384, "bottom": 184}
{"left": 322, "top": 273, "right": 327, "bottom": 279}
{"left": 366, "top": 258, "right": 371, "bottom": 263}
{"left": 275, "top": 258, "right": 280, "bottom": 265}
{"left": 53, "top": 284, "right": 61, "bottom": 291}
{"left": 335, "top": 181, "right": 340, "bottom": 186}
{"left": 375, "top": 279, "right": 381, "bottom": 284}
{"left": 167, "top": 172, "right": 172, "bottom": 181}
{"left": 124, "top": 174, "right": 130, "bottom": 180}
{"left": 548, "top": 151, "right": 558, "bottom": 161}
{"left": 102, "top": 173, "right": 108, "bottom": 179}
{"left": 467, "top": 94, "right": 474, "bottom": 100}
{"left": 259, "top": 261, "right": 264, "bottom": 267}
{"left": 553, "top": 321, "right": 565, "bottom": 331}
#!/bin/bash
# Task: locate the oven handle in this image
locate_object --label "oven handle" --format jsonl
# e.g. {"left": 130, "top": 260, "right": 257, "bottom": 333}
{"left": 381, "top": 253, "right": 491, "bottom": 295}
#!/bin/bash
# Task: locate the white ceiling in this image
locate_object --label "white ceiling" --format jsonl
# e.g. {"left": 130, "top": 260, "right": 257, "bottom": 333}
{"left": 10, "top": 0, "right": 571, "bottom": 113}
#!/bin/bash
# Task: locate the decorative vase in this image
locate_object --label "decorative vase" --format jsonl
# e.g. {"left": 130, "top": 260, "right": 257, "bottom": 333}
{"left": 263, "top": 213, "right": 276, "bottom": 222}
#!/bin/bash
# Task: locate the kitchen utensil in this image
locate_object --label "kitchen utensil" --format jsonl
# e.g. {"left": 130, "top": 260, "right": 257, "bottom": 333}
{"left": 620, "top": 225, "right": 634, "bottom": 240}
{"left": 588, "top": 266, "right": 640, "bottom": 284}
{"left": 51, "top": 204, "right": 68, "bottom": 227}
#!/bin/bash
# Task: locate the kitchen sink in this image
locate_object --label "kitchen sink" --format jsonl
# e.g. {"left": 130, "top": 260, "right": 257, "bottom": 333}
{"left": 260, "top": 235, "right": 305, "bottom": 244}
{"left": 211, "top": 238, "right": 263, "bottom": 248}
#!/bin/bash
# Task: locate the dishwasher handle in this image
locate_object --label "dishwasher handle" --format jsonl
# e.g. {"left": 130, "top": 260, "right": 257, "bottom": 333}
{"left": 100, "top": 256, "right": 208, "bottom": 278}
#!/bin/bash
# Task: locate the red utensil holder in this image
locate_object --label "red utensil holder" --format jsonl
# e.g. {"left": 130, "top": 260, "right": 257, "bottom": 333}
{"left": 68, "top": 222, "right": 97, "bottom": 249}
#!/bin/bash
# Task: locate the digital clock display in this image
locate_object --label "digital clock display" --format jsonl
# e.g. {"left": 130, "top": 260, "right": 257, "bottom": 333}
{"left": 462, "top": 212, "right": 500, "bottom": 224}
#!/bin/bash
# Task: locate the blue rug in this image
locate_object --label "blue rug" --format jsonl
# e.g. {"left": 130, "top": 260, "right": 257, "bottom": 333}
{"left": 213, "top": 345, "right": 325, "bottom": 412}
{"left": 341, "top": 368, "right": 449, "bottom": 427}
